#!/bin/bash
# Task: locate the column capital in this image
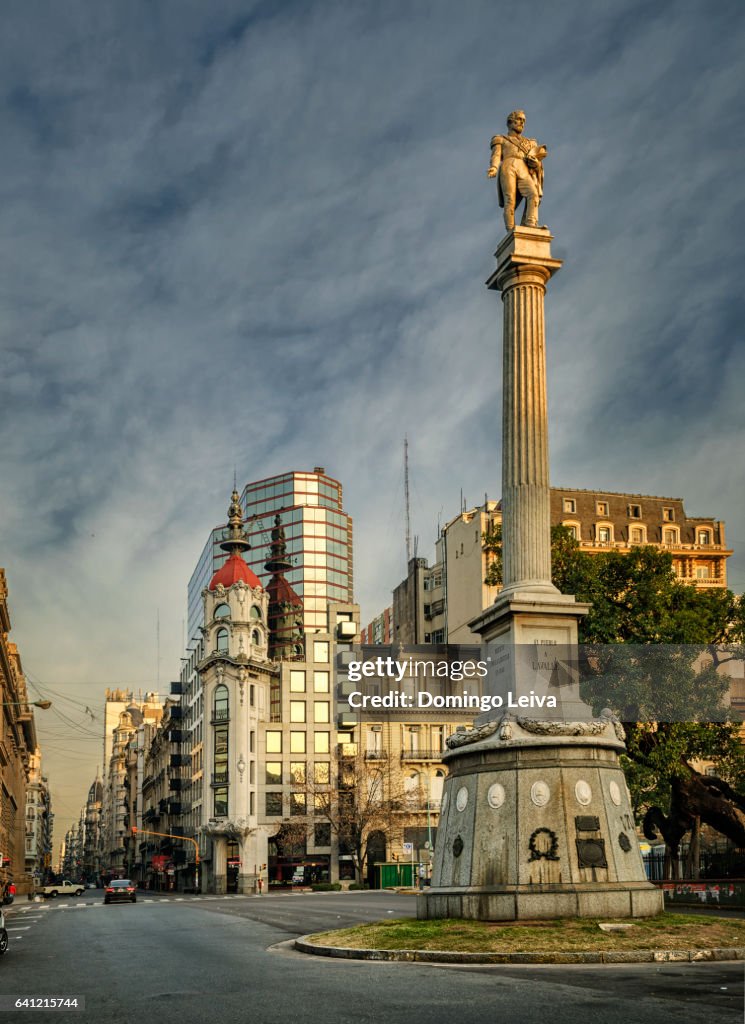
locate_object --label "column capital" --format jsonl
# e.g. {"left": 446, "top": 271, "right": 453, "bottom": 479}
{"left": 487, "top": 226, "right": 563, "bottom": 292}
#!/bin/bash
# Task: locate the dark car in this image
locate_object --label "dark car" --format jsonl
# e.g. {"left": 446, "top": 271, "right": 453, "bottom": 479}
{"left": 104, "top": 880, "right": 137, "bottom": 905}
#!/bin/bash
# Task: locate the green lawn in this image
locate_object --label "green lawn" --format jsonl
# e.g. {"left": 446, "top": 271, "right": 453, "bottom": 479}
{"left": 310, "top": 914, "right": 745, "bottom": 953}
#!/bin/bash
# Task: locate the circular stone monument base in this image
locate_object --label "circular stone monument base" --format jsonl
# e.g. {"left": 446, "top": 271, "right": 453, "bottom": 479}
{"left": 418, "top": 882, "right": 663, "bottom": 921}
{"left": 420, "top": 715, "right": 664, "bottom": 921}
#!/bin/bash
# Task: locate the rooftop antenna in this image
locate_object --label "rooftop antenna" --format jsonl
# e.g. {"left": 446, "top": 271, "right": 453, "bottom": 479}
{"left": 404, "top": 437, "right": 411, "bottom": 566}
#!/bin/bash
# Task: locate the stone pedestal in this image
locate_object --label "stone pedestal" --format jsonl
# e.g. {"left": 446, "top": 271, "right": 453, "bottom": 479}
{"left": 418, "top": 227, "right": 663, "bottom": 920}
{"left": 417, "top": 717, "right": 663, "bottom": 921}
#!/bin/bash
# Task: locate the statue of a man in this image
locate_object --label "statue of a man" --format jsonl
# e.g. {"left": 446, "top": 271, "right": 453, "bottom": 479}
{"left": 487, "top": 110, "right": 547, "bottom": 231}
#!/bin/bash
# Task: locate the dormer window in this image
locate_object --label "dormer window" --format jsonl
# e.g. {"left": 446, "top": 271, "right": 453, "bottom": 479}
{"left": 697, "top": 530, "right": 712, "bottom": 545}
{"left": 215, "top": 628, "right": 229, "bottom": 654}
{"left": 250, "top": 606, "right": 262, "bottom": 621}
{"left": 214, "top": 603, "right": 231, "bottom": 619}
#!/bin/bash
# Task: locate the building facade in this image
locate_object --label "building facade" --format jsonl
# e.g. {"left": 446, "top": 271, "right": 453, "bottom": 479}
{"left": 387, "top": 490, "right": 733, "bottom": 645}
{"left": 98, "top": 697, "right": 162, "bottom": 881}
{"left": 24, "top": 750, "right": 52, "bottom": 886}
{"left": 0, "top": 569, "right": 38, "bottom": 895}
{"left": 552, "top": 488, "right": 731, "bottom": 588}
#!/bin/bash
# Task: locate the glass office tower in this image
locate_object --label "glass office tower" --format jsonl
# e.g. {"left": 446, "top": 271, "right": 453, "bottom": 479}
{"left": 187, "top": 469, "right": 353, "bottom": 641}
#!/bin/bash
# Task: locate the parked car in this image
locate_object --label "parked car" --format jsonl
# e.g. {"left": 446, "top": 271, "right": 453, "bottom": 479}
{"left": 37, "top": 880, "right": 84, "bottom": 899}
{"left": 104, "top": 880, "right": 137, "bottom": 905}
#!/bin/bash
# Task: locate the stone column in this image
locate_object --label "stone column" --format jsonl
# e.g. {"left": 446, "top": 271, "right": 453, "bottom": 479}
{"left": 212, "top": 837, "right": 227, "bottom": 894}
{"left": 487, "top": 227, "right": 562, "bottom": 597}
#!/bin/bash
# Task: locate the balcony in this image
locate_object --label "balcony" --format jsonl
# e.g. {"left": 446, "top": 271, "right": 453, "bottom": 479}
{"left": 210, "top": 709, "right": 230, "bottom": 725}
{"left": 401, "top": 749, "right": 444, "bottom": 762}
{"left": 397, "top": 800, "right": 441, "bottom": 813}
{"left": 170, "top": 753, "right": 191, "bottom": 768}
{"left": 169, "top": 777, "right": 187, "bottom": 792}
{"left": 170, "top": 681, "right": 184, "bottom": 695}
{"left": 211, "top": 771, "right": 229, "bottom": 787}
{"left": 364, "top": 750, "right": 388, "bottom": 761}
{"left": 169, "top": 730, "right": 185, "bottom": 744}
{"left": 167, "top": 705, "right": 184, "bottom": 722}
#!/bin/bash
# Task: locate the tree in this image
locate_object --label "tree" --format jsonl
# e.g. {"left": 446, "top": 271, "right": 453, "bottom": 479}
{"left": 295, "top": 753, "right": 407, "bottom": 884}
{"left": 484, "top": 525, "right": 745, "bottom": 869}
{"left": 566, "top": 546, "right": 745, "bottom": 869}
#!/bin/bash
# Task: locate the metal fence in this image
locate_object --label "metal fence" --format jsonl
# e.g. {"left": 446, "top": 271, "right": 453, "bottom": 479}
{"left": 643, "top": 846, "right": 745, "bottom": 881}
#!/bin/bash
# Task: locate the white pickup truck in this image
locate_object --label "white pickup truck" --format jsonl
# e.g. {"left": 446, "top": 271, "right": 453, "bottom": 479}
{"left": 37, "top": 880, "right": 85, "bottom": 899}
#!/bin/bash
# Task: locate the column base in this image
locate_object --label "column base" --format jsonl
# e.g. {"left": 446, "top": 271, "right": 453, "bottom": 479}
{"left": 417, "top": 883, "right": 663, "bottom": 921}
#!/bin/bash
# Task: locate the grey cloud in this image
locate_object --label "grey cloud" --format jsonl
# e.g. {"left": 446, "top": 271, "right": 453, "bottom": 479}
{"left": 1, "top": 0, "right": 743, "bottom": 844}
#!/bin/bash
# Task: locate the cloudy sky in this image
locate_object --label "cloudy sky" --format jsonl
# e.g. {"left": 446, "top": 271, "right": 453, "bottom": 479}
{"left": 1, "top": 0, "right": 743, "bottom": 847}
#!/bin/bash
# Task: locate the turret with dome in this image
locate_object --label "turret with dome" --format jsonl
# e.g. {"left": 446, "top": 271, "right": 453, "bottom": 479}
{"left": 197, "top": 489, "right": 277, "bottom": 896}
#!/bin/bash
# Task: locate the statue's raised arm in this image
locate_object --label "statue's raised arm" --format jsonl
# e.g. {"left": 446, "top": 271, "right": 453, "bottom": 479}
{"left": 487, "top": 110, "right": 546, "bottom": 231}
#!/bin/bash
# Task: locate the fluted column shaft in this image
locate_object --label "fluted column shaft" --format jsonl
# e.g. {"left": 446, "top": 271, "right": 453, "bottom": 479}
{"left": 488, "top": 228, "right": 562, "bottom": 595}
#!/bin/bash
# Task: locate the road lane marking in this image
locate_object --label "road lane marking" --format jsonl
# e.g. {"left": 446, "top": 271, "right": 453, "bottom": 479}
{"left": 7, "top": 926, "right": 31, "bottom": 931}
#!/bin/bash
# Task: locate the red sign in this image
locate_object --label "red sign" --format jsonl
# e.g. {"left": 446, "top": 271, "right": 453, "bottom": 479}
{"left": 151, "top": 855, "right": 169, "bottom": 871}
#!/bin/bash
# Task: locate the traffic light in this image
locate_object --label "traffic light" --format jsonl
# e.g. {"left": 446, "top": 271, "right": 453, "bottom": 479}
{"left": 132, "top": 826, "right": 138, "bottom": 834}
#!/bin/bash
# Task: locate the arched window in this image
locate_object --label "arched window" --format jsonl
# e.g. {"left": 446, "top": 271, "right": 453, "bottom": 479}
{"left": 562, "top": 521, "right": 580, "bottom": 540}
{"left": 404, "top": 771, "right": 421, "bottom": 806}
{"left": 250, "top": 606, "right": 262, "bottom": 621}
{"left": 431, "top": 770, "right": 445, "bottom": 804}
{"left": 697, "top": 530, "right": 712, "bottom": 545}
{"left": 252, "top": 630, "right": 261, "bottom": 646}
{"left": 214, "top": 603, "right": 231, "bottom": 619}
{"left": 596, "top": 523, "right": 613, "bottom": 544}
{"left": 213, "top": 684, "right": 229, "bottom": 722}
{"left": 215, "top": 628, "right": 229, "bottom": 653}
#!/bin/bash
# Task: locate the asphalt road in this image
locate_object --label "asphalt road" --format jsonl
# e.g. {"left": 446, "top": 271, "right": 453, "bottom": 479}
{"left": 1, "top": 891, "right": 742, "bottom": 1024}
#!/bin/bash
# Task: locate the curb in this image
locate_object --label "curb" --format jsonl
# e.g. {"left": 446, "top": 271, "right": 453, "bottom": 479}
{"left": 294, "top": 936, "right": 745, "bottom": 965}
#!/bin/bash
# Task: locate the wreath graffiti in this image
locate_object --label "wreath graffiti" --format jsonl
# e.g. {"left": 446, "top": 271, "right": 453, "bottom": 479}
{"left": 528, "top": 827, "right": 560, "bottom": 862}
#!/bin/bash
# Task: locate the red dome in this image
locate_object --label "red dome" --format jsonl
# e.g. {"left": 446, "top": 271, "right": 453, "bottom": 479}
{"left": 209, "top": 553, "right": 263, "bottom": 591}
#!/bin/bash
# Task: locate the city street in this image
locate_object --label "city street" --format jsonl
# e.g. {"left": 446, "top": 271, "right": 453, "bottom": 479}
{"left": 1, "top": 892, "right": 742, "bottom": 1023}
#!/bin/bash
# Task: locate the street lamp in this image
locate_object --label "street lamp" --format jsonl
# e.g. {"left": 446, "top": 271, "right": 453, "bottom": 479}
{"left": 1, "top": 700, "right": 52, "bottom": 710}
